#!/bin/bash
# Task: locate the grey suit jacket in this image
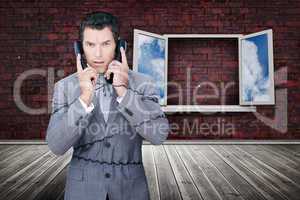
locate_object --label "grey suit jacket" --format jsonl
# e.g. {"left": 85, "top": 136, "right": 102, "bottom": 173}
{"left": 46, "top": 69, "right": 170, "bottom": 200}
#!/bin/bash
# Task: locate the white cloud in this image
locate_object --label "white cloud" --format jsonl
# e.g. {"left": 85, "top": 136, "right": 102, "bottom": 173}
{"left": 242, "top": 40, "right": 270, "bottom": 101}
{"left": 138, "top": 34, "right": 155, "bottom": 49}
{"left": 150, "top": 58, "right": 165, "bottom": 79}
{"left": 150, "top": 58, "right": 165, "bottom": 93}
{"left": 157, "top": 39, "right": 165, "bottom": 53}
{"left": 138, "top": 34, "right": 165, "bottom": 53}
{"left": 151, "top": 58, "right": 164, "bottom": 69}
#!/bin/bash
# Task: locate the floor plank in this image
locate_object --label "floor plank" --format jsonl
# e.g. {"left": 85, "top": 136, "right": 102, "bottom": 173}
{"left": 164, "top": 145, "right": 203, "bottom": 200}
{"left": 199, "top": 145, "right": 265, "bottom": 200}
{"left": 0, "top": 145, "right": 49, "bottom": 183}
{"left": 282, "top": 145, "right": 300, "bottom": 153}
{"left": 0, "top": 145, "right": 34, "bottom": 166}
{"left": 153, "top": 145, "right": 182, "bottom": 200}
{"left": 0, "top": 151, "right": 53, "bottom": 192}
{"left": 33, "top": 166, "right": 68, "bottom": 200}
{"left": 210, "top": 145, "right": 286, "bottom": 200}
{"left": 258, "top": 145, "right": 299, "bottom": 170}
{"left": 0, "top": 145, "right": 25, "bottom": 161}
{"left": 142, "top": 145, "right": 160, "bottom": 200}
{"left": 176, "top": 145, "right": 221, "bottom": 200}
{"left": 222, "top": 145, "right": 300, "bottom": 200}
{"left": 237, "top": 145, "right": 300, "bottom": 186}
{"left": 0, "top": 151, "right": 60, "bottom": 199}
{"left": 191, "top": 145, "right": 244, "bottom": 200}
{"left": 0, "top": 144, "right": 299, "bottom": 200}
{"left": 274, "top": 145, "right": 300, "bottom": 159}
{"left": 262, "top": 145, "right": 300, "bottom": 168}
{"left": 16, "top": 150, "right": 72, "bottom": 200}
{"left": 0, "top": 145, "right": 16, "bottom": 153}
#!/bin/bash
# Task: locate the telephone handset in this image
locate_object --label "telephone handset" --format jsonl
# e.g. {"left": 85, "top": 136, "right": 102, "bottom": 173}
{"left": 73, "top": 38, "right": 127, "bottom": 84}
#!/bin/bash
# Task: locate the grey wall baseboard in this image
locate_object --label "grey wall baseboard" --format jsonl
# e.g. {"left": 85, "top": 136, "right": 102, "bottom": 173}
{"left": 0, "top": 140, "right": 47, "bottom": 144}
{"left": 0, "top": 139, "right": 300, "bottom": 145}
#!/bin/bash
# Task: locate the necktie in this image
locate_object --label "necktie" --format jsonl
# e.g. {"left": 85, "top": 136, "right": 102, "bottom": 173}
{"left": 96, "top": 74, "right": 113, "bottom": 123}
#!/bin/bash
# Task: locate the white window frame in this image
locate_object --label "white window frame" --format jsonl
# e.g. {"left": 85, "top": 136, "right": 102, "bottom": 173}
{"left": 133, "top": 30, "right": 277, "bottom": 113}
{"left": 239, "top": 29, "right": 275, "bottom": 105}
{"left": 133, "top": 29, "right": 168, "bottom": 106}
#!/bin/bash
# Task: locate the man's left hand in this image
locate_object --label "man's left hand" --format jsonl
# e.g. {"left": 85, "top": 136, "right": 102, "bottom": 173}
{"left": 105, "top": 47, "right": 129, "bottom": 97}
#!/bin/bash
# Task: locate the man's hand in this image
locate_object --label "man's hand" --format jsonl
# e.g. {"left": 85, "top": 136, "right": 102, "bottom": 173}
{"left": 105, "top": 47, "right": 129, "bottom": 97}
{"left": 76, "top": 54, "right": 98, "bottom": 106}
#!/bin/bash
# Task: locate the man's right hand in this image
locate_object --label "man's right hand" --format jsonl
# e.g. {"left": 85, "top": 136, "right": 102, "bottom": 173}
{"left": 76, "top": 54, "right": 98, "bottom": 106}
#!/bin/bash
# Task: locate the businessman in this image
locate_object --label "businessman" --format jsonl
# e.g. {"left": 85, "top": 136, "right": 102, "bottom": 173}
{"left": 46, "top": 12, "right": 170, "bottom": 200}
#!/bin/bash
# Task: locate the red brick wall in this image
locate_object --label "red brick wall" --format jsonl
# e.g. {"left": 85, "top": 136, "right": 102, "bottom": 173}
{"left": 0, "top": 0, "right": 299, "bottom": 139}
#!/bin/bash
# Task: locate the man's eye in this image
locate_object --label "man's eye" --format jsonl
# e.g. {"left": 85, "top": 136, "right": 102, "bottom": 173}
{"left": 87, "top": 43, "right": 95, "bottom": 47}
{"left": 103, "top": 42, "right": 110, "bottom": 46}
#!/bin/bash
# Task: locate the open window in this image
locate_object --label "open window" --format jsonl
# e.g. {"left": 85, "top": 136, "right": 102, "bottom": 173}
{"left": 133, "top": 29, "right": 168, "bottom": 106}
{"left": 133, "top": 29, "right": 274, "bottom": 112}
{"left": 239, "top": 29, "right": 275, "bottom": 105}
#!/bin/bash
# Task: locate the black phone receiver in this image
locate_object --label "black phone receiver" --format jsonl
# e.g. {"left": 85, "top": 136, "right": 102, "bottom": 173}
{"left": 74, "top": 41, "right": 88, "bottom": 69}
{"left": 107, "top": 38, "right": 127, "bottom": 84}
{"left": 73, "top": 39, "right": 127, "bottom": 84}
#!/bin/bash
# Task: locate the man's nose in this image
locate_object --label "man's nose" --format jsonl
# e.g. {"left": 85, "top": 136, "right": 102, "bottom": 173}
{"left": 95, "top": 46, "right": 102, "bottom": 57}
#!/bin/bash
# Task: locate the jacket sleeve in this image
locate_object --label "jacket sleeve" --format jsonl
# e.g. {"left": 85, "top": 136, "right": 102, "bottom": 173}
{"left": 116, "top": 77, "right": 169, "bottom": 145}
{"left": 46, "top": 81, "right": 91, "bottom": 156}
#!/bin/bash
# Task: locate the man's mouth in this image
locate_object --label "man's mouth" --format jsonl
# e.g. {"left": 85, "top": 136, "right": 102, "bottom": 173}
{"left": 93, "top": 61, "right": 105, "bottom": 65}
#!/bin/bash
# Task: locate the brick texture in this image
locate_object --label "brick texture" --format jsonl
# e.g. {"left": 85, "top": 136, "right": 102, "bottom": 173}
{"left": 0, "top": 0, "right": 299, "bottom": 139}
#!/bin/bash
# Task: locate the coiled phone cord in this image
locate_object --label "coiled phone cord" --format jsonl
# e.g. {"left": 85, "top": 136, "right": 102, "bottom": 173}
{"left": 52, "top": 83, "right": 159, "bottom": 113}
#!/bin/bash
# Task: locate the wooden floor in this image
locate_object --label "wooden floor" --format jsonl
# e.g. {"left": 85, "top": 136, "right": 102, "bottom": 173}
{"left": 0, "top": 144, "right": 299, "bottom": 200}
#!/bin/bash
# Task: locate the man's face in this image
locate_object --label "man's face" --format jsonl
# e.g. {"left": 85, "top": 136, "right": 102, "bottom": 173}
{"left": 82, "top": 27, "right": 116, "bottom": 74}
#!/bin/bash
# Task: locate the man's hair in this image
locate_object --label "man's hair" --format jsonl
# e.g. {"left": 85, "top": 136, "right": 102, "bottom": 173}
{"left": 79, "top": 11, "right": 119, "bottom": 43}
